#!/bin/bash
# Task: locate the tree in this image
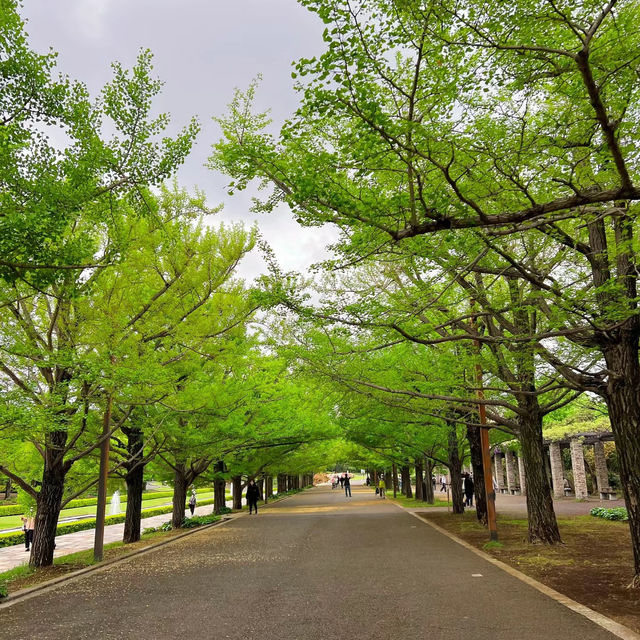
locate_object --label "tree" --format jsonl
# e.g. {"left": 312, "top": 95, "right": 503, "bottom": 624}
{"left": 1, "top": 2, "right": 198, "bottom": 281}
{"left": 211, "top": 0, "right": 640, "bottom": 584}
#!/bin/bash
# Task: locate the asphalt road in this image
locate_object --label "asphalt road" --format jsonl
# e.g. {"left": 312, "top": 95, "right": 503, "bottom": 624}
{"left": 0, "top": 485, "right": 619, "bottom": 640}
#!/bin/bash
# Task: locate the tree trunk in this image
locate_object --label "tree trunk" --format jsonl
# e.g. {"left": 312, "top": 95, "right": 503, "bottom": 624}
{"left": 4, "top": 478, "right": 12, "bottom": 500}
{"left": 423, "top": 457, "right": 435, "bottom": 503}
{"left": 232, "top": 475, "right": 242, "bottom": 510}
{"left": 447, "top": 423, "right": 464, "bottom": 514}
{"left": 401, "top": 464, "right": 413, "bottom": 498}
{"left": 264, "top": 475, "right": 272, "bottom": 502}
{"left": 603, "top": 337, "right": 640, "bottom": 586}
{"left": 415, "top": 460, "right": 423, "bottom": 501}
{"left": 123, "top": 428, "right": 144, "bottom": 544}
{"left": 171, "top": 465, "right": 188, "bottom": 529}
{"left": 277, "top": 474, "right": 286, "bottom": 494}
{"left": 214, "top": 478, "right": 226, "bottom": 515}
{"left": 466, "top": 423, "right": 487, "bottom": 524}
{"left": 518, "top": 400, "right": 561, "bottom": 543}
{"left": 124, "top": 463, "right": 144, "bottom": 542}
{"left": 30, "top": 433, "right": 67, "bottom": 568}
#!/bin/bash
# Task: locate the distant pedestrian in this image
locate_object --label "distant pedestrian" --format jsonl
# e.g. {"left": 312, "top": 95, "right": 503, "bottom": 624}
{"left": 344, "top": 474, "right": 351, "bottom": 497}
{"left": 246, "top": 479, "right": 260, "bottom": 514}
{"left": 365, "top": 476, "right": 370, "bottom": 486}
{"left": 189, "top": 491, "right": 197, "bottom": 516}
{"left": 378, "top": 477, "right": 386, "bottom": 499}
{"left": 464, "top": 473, "right": 474, "bottom": 507}
{"left": 440, "top": 476, "right": 447, "bottom": 492}
{"left": 21, "top": 513, "right": 34, "bottom": 551}
{"left": 339, "top": 475, "right": 345, "bottom": 488}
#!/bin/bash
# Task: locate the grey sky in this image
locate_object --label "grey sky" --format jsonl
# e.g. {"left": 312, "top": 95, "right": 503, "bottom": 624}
{"left": 21, "top": 0, "right": 337, "bottom": 281}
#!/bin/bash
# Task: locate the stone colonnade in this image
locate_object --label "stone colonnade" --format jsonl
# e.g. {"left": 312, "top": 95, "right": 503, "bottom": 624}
{"left": 491, "top": 435, "right": 616, "bottom": 501}
{"left": 491, "top": 448, "right": 524, "bottom": 495}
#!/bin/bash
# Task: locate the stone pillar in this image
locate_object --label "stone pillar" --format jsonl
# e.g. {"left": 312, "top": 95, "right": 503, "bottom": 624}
{"left": 517, "top": 454, "right": 526, "bottom": 496}
{"left": 505, "top": 450, "right": 518, "bottom": 494}
{"left": 593, "top": 441, "right": 611, "bottom": 498}
{"left": 494, "top": 452, "right": 505, "bottom": 493}
{"left": 549, "top": 442, "right": 564, "bottom": 499}
{"left": 570, "top": 438, "right": 588, "bottom": 499}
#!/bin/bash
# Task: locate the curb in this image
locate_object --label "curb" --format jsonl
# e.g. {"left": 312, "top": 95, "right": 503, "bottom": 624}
{"left": 390, "top": 501, "right": 640, "bottom": 640}
{"left": 0, "top": 489, "right": 306, "bottom": 610}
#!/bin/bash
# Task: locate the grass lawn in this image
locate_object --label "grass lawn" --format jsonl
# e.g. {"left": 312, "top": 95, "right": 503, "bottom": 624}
{"left": 418, "top": 510, "right": 640, "bottom": 634}
{"left": 0, "top": 490, "right": 218, "bottom": 531}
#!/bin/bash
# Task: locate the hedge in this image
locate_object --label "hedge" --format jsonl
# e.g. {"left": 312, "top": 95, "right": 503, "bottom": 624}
{"left": 590, "top": 506, "right": 628, "bottom": 521}
{"left": 0, "top": 498, "right": 216, "bottom": 548}
{"left": 0, "top": 490, "right": 192, "bottom": 517}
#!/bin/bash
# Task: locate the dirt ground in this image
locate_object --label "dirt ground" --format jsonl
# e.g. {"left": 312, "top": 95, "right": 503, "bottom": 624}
{"left": 419, "top": 510, "right": 640, "bottom": 634}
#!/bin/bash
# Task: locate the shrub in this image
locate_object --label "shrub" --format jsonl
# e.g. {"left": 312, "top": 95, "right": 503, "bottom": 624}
{"left": 144, "top": 513, "right": 220, "bottom": 533}
{"left": 181, "top": 514, "right": 220, "bottom": 529}
{"left": 590, "top": 506, "right": 628, "bottom": 521}
{"left": 0, "top": 582, "right": 7, "bottom": 599}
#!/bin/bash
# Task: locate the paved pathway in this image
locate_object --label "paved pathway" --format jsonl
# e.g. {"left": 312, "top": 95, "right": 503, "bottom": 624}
{"left": 0, "top": 485, "right": 621, "bottom": 639}
{"left": 0, "top": 502, "right": 221, "bottom": 572}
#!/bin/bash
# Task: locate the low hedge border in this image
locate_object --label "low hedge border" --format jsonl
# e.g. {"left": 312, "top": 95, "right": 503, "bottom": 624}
{"left": 0, "top": 498, "right": 216, "bottom": 548}
{"left": 590, "top": 506, "right": 628, "bottom": 521}
{"left": 0, "top": 490, "right": 211, "bottom": 518}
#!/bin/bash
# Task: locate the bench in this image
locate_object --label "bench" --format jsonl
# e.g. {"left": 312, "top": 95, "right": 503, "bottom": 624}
{"left": 599, "top": 489, "right": 618, "bottom": 501}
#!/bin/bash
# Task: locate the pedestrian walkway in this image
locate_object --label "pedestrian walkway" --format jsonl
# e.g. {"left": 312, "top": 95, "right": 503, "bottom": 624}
{"left": 0, "top": 502, "right": 220, "bottom": 572}
{"left": 0, "top": 485, "right": 622, "bottom": 639}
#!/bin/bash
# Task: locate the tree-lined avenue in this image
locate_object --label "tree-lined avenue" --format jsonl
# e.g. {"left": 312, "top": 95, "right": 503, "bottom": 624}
{"left": 0, "top": 484, "right": 620, "bottom": 640}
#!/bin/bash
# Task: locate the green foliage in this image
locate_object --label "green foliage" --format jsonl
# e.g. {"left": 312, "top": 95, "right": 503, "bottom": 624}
{"left": 0, "top": 505, "right": 23, "bottom": 517}
{"left": 590, "top": 507, "right": 628, "bottom": 522}
{"left": 143, "top": 512, "right": 221, "bottom": 533}
{"left": 181, "top": 514, "right": 221, "bottom": 529}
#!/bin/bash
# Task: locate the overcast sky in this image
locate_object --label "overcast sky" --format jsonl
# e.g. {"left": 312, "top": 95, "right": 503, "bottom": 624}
{"left": 21, "top": 0, "right": 337, "bottom": 281}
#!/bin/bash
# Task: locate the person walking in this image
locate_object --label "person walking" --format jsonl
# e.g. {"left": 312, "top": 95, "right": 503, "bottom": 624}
{"left": 440, "top": 476, "right": 447, "bottom": 492}
{"left": 464, "top": 473, "right": 474, "bottom": 507}
{"left": 344, "top": 473, "right": 351, "bottom": 498}
{"left": 21, "top": 512, "right": 35, "bottom": 551}
{"left": 188, "top": 490, "right": 197, "bottom": 516}
{"left": 339, "top": 474, "right": 345, "bottom": 489}
{"left": 246, "top": 479, "right": 261, "bottom": 514}
{"left": 378, "top": 477, "right": 386, "bottom": 499}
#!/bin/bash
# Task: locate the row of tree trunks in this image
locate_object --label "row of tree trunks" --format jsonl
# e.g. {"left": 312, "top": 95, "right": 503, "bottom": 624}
{"left": 277, "top": 474, "right": 286, "bottom": 494}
